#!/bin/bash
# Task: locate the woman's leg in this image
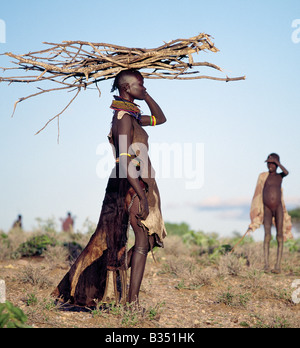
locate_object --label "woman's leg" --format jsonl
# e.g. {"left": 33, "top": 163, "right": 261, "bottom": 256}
{"left": 127, "top": 195, "right": 149, "bottom": 304}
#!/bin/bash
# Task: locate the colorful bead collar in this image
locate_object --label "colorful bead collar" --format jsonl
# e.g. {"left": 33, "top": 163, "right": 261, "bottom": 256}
{"left": 110, "top": 96, "right": 142, "bottom": 122}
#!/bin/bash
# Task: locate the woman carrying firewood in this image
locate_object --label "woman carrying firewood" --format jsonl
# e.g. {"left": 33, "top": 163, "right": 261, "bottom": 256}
{"left": 0, "top": 33, "right": 244, "bottom": 308}
{"left": 52, "top": 70, "right": 167, "bottom": 307}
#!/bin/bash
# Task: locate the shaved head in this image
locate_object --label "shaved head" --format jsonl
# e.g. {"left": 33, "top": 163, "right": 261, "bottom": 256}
{"left": 111, "top": 70, "right": 143, "bottom": 93}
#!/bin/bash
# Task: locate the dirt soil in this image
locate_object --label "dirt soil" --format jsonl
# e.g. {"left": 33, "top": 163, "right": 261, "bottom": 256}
{"left": 1, "top": 245, "right": 299, "bottom": 328}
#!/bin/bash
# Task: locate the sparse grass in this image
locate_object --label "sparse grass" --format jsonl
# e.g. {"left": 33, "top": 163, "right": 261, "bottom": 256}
{"left": 91, "top": 300, "right": 165, "bottom": 328}
{"left": 17, "top": 264, "right": 53, "bottom": 289}
{"left": 0, "top": 222, "right": 299, "bottom": 328}
{"left": 217, "top": 254, "right": 245, "bottom": 277}
{"left": 217, "top": 287, "right": 251, "bottom": 308}
{"left": 250, "top": 311, "right": 295, "bottom": 328}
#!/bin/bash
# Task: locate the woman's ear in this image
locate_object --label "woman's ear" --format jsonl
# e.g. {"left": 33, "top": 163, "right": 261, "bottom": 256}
{"left": 120, "top": 83, "right": 130, "bottom": 93}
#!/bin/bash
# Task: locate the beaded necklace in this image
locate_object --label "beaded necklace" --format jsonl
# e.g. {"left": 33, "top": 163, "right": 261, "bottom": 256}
{"left": 110, "top": 96, "right": 142, "bottom": 123}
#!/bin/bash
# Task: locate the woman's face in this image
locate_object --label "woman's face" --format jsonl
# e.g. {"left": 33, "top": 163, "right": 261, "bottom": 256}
{"left": 126, "top": 74, "right": 147, "bottom": 101}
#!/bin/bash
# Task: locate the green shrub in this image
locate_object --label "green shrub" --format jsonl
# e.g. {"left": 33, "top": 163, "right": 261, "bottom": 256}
{"left": 209, "top": 244, "right": 233, "bottom": 261}
{"left": 288, "top": 207, "right": 300, "bottom": 221}
{"left": 165, "top": 222, "right": 191, "bottom": 237}
{"left": 182, "top": 230, "right": 219, "bottom": 249}
{"left": 17, "top": 234, "right": 57, "bottom": 257}
{"left": 0, "top": 301, "right": 30, "bottom": 328}
{"left": 63, "top": 242, "right": 83, "bottom": 261}
{"left": 284, "top": 238, "right": 300, "bottom": 253}
{"left": 0, "top": 232, "right": 10, "bottom": 247}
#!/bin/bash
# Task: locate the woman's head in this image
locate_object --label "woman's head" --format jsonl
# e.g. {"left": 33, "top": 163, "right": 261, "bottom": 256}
{"left": 111, "top": 70, "right": 147, "bottom": 101}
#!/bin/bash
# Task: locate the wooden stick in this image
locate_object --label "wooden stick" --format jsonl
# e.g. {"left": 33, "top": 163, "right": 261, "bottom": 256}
{"left": 229, "top": 229, "right": 252, "bottom": 254}
{"left": 35, "top": 87, "right": 81, "bottom": 143}
{"left": 0, "top": 33, "right": 246, "bottom": 136}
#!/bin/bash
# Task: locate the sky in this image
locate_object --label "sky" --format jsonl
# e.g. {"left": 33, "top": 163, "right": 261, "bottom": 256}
{"left": 0, "top": 0, "right": 300, "bottom": 240}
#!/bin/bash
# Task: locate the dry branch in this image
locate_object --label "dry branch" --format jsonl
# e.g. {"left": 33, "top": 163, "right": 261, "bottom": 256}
{"left": 0, "top": 33, "right": 245, "bottom": 138}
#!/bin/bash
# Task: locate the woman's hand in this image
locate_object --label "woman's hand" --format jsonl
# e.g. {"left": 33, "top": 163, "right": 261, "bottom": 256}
{"left": 136, "top": 196, "right": 149, "bottom": 221}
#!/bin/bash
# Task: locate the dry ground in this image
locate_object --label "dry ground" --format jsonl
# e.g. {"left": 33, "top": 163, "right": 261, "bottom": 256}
{"left": 1, "top": 233, "right": 300, "bottom": 328}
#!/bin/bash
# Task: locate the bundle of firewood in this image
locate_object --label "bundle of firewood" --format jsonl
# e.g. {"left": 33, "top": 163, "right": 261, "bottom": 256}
{"left": 0, "top": 33, "right": 245, "bottom": 136}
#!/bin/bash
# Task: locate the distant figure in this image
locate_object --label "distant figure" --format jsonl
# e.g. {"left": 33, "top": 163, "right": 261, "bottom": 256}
{"left": 62, "top": 212, "right": 74, "bottom": 233}
{"left": 249, "top": 153, "right": 293, "bottom": 273}
{"left": 12, "top": 215, "right": 22, "bottom": 229}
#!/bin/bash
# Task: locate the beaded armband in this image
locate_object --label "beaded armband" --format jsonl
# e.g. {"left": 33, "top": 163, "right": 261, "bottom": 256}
{"left": 150, "top": 115, "right": 157, "bottom": 126}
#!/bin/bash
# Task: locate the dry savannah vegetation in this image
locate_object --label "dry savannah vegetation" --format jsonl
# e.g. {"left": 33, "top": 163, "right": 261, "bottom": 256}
{"left": 0, "top": 219, "right": 299, "bottom": 328}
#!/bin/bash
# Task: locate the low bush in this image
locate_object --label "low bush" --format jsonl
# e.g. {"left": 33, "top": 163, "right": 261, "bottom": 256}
{"left": 0, "top": 301, "right": 30, "bottom": 328}
{"left": 16, "top": 234, "right": 57, "bottom": 257}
